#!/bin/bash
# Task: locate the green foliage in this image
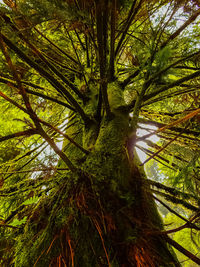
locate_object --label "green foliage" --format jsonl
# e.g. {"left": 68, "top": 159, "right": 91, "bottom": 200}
{"left": 9, "top": 216, "right": 27, "bottom": 227}
{"left": 164, "top": 213, "right": 200, "bottom": 267}
{"left": 0, "top": 0, "right": 200, "bottom": 266}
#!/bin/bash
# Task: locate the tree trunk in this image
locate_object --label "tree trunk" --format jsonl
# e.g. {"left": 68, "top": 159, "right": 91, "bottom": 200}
{"left": 56, "top": 97, "right": 180, "bottom": 266}
{"left": 15, "top": 84, "right": 180, "bottom": 267}
{"left": 76, "top": 114, "right": 179, "bottom": 267}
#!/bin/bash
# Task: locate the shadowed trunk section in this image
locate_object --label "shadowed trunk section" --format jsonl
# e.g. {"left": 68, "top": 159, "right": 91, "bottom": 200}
{"left": 54, "top": 108, "right": 180, "bottom": 266}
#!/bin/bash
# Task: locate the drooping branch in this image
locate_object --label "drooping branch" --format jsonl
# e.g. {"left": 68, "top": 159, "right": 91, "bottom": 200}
{"left": 141, "top": 129, "right": 184, "bottom": 166}
{"left": 0, "top": 38, "right": 77, "bottom": 173}
{"left": 135, "top": 144, "right": 177, "bottom": 170}
{"left": 138, "top": 118, "right": 200, "bottom": 140}
{"left": 138, "top": 108, "right": 200, "bottom": 141}
{"left": 4, "top": 143, "right": 48, "bottom": 181}
{"left": 38, "top": 119, "right": 90, "bottom": 155}
{"left": 161, "top": 9, "right": 200, "bottom": 49}
{"left": 164, "top": 235, "right": 200, "bottom": 265}
{"left": 146, "top": 50, "right": 200, "bottom": 87}
{"left": 0, "top": 75, "right": 76, "bottom": 111}
{"left": 151, "top": 189, "right": 199, "bottom": 212}
{"left": 143, "top": 138, "right": 189, "bottom": 163}
{"left": 25, "top": 89, "right": 76, "bottom": 111}
{"left": 35, "top": 126, "right": 77, "bottom": 172}
{"left": 120, "top": 69, "right": 140, "bottom": 88}
{"left": 0, "top": 224, "right": 19, "bottom": 229}
{"left": 144, "top": 70, "right": 200, "bottom": 102}
{"left": 0, "top": 90, "right": 28, "bottom": 114}
{"left": 19, "top": 36, "right": 85, "bottom": 100}
{"left": 122, "top": 37, "right": 200, "bottom": 91}
{"left": 1, "top": 33, "right": 90, "bottom": 124}
{"left": 142, "top": 85, "right": 200, "bottom": 107}
{"left": 150, "top": 222, "right": 198, "bottom": 236}
{"left": 149, "top": 181, "right": 199, "bottom": 202}
{"left": 153, "top": 196, "right": 200, "bottom": 230}
{"left": 34, "top": 27, "right": 79, "bottom": 65}
{"left": 65, "top": 29, "right": 89, "bottom": 91}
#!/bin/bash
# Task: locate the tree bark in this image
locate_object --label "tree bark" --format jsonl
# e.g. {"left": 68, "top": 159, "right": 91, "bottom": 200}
{"left": 15, "top": 84, "right": 180, "bottom": 267}
{"left": 56, "top": 97, "right": 180, "bottom": 266}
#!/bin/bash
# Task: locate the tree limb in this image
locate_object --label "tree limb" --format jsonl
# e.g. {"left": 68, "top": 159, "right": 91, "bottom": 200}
{"left": 164, "top": 235, "right": 200, "bottom": 265}
{"left": 1, "top": 33, "right": 90, "bottom": 124}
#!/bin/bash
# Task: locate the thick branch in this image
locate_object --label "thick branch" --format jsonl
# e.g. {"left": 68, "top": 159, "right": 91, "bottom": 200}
{"left": 96, "top": 0, "right": 111, "bottom": 117}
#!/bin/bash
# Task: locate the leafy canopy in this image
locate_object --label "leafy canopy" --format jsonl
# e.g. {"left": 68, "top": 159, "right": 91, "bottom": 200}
{"left": 0, "top": 0, "right": 199, "bottom": 266}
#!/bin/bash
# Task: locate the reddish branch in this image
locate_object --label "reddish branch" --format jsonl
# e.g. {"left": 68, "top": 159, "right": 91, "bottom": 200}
{"left": 0, "top": 35, "right": 76, "bottom": 172}
{"left": 1, "top": 33, "right": 89, "bottom": 124}
{"left": 138, "top": 108, "right": 200, "bottom": 142}
{"left": 141, "top": 130, "right": 183, "bottom": 166}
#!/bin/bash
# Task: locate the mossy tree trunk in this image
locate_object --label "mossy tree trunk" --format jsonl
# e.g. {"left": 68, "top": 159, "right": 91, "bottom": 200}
{"left": 48, "top": 82, "right": 180, "bottom": 267}
{"left": 1, "top": 1, "right": 200, "bottom": 266}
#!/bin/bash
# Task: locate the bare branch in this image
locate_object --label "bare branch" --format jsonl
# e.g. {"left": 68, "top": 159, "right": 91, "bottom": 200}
{"left": 161, "top": 9, "right": 200, "bottom": 49}
{"left": 141, "top": 129, "right": 184, "bottom": 166}
{"left": 144, "top": 70, "right": 200, "bottom": 102}
{"left": 0, "top": 129, "right": 37, "bottom": 143}
{"left": 153, "top": 195, "right": 200, "bottom": 230}
{"left": 164, "top": 235, "right": 200, "bottom": 265}
{"left": 34, "top": 27, "right": 79, "bottom": 65}
{"left": 115, "top": 0, "right": 142, "bottom": 57}
{"left": 39, "top": 119, "right": 90, "bottom": 155}
{"left": 1, "top": 33, "right": 90, "bottom": 124}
